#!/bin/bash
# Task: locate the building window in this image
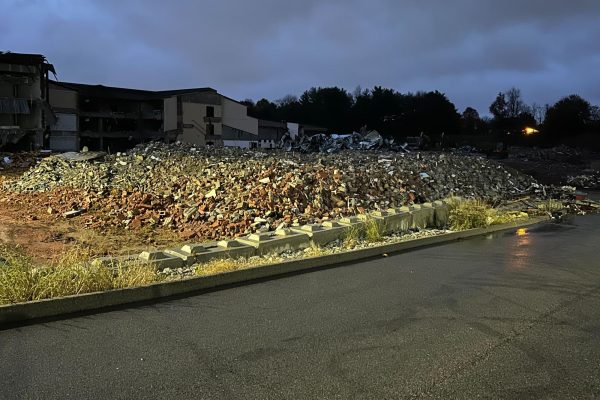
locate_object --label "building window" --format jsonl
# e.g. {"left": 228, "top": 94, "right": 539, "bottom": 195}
{"left": 206, "top": 106, "right": 214, "bottom": 118}
{"left": 206, "top": 124, "right": 214, "bottom": 136}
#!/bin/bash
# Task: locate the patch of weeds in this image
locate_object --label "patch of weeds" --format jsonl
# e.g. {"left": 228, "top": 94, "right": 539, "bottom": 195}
{"left": 448, "top": 199, "right": 489, "bottom": 230}
{"left": 449, "top": 199, "right": 529, "bottom": 231}
{"left": 538, "top": 199, "right": 564, "bottom": 213}
{"left": 303, "top": 243, "right": 331, "bottom": 257}
{"left": 343, "top": 223, "right": 364, "bottom": 248}
{"left": 112, "top": 261, "right": 160, "bottom": 289}
{"left": 486, "top": 210, "right": 529, "bottom": 225}
{"left": 0, "top": 245, "right": 39, "bottom": 304}
{"left": 35, "top": 250, "right": 114, "bottom": 300}
{"left": 194, "top": 257, "right": 265, "bottom": 277}
{"left": 0, "top": 246, "right": 162, "bottom": 305}
{"left": 364, "top": 217, "right": 385, "bottom": 243}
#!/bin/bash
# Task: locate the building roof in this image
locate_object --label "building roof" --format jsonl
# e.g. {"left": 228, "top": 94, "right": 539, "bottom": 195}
{"left": 155, "top": 87, "right": 217, "bottom": 96}
{"left": 258, "top": 119, "right": 287, "bottom": 128}
{"left": 0, "top": 52, "right": 55, "bottom": 74}
{"left": 50, "top": 81, "right": 216, "bottom": 101}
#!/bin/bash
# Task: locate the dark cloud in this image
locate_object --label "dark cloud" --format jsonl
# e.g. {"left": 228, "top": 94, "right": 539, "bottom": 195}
{"left": 2, "top": 0, "right": 599, "bottom": 113}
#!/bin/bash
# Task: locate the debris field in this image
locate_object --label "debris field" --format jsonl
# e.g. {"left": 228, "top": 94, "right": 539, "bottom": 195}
{"left": 2, "top": 143, "right": 542, "bottom": 242}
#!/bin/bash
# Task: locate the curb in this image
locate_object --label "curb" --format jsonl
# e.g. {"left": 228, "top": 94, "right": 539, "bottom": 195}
{"left": 0, "top": 217, "right": 548, "bottom": 325}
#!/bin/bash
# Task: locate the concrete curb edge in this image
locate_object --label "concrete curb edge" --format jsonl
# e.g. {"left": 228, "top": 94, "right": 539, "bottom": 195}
{"left": 0, "top": 217, "right": 548, "bottom": 325}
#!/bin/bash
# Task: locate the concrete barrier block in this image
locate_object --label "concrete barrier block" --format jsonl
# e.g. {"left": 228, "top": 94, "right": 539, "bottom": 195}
{"left": 357, "top": 213, "right": 387, "bottom": 231}
{"left": 370, "top": 210, "right": 389, "bottom": 218}
{"left": 164, "top": 248, "right": 197, "bottom": 266}
{"left": 322, "top": 220, "right": 344, "bottom": 229}
{"left": 323, "top": 220, "right": 351, "bottom": 238}
{"left": 339, "top": 216, "right": 361, "bottom": 225}
{"left": 338, "top": 216, "right": 366, "bottom": 236}
{"left": 433, "top": 200, "right": 449, "bottom": 228}
{"left": 291, "top": 223, "right": 347, "bottom": 245}
{"left": 238, "top": 231, "right": 310, "bottom": 255}
{"left": 382, "top": 208, "right": 413, "bottom": 233}
{"left": 421, "top": 202, "right": 436, "bottom": 227}
{"left": 409, "top": 205, "right": 428, "bottom": 229}
{"left": 181, "top": 243, "right": 208, "bottom": 255}
{"left": 139, "top": 251, "right": 185, "bottom": 270}
{"left": 194, "top": 240, "right": 256, "bottom": 263}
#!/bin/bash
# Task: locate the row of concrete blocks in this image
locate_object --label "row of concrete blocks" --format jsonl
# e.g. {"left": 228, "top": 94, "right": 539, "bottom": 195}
{"left": 99, "top": 200, "right": 451, "bottom": 270}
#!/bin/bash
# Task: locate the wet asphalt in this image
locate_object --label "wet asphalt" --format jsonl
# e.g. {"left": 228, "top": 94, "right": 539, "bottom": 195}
{"left": 1, "top": 215, "right": 600, "bottom": 399}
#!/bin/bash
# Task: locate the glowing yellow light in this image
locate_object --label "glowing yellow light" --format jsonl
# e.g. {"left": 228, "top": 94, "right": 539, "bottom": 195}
{"left": 516, "top": 228, "right": 527, "bottom": 236}
{"left": 522, "top": 127, "right": 539, "bottom": 136}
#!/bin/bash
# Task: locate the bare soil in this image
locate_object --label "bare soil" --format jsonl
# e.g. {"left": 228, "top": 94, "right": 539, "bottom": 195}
{"left": 0, "top": 170, "right": 182, "bottom": 263}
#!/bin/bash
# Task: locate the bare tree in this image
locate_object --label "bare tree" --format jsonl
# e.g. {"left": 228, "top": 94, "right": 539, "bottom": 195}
{"left": 530, "top": 102, "right": 546, "bottom": 125}
{"left": 505, "top": 87, "right": 527, "bottom": 118}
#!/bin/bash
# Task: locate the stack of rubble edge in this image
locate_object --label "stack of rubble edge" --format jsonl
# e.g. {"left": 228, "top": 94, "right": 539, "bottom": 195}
{"left": 2, "top": 142, "right": 544, "bottom": 240}
{"left": 567, "top": 171, "right": 600, "bottom": 189}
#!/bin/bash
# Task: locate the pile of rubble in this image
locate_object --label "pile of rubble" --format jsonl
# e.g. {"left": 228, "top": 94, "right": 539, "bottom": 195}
{"left": 280, "top": 130, "right": 410, "bottom": 153}
{"left": 0, "top": 152, "right": 40, "bottom": 171}
{"left": 567, "top": 171, "right": 600, "bottom": 189}
{"left": 2, "top": 143, "right": 542, "bottom": 240}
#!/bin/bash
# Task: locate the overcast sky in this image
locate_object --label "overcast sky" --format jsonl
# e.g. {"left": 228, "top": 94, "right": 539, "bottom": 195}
{"left": 2, "top": 0, "right": 599, "bottom": 114}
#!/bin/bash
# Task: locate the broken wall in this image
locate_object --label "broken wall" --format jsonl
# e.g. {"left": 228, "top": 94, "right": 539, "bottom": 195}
{"left": 222, "top": 97, "right": 258, "bottom": 136}
{"left": 49, "top": 84, "right": 79, "bottom": 151}
{"left": 163, "top": 96, "right": 177, "bottom": 132}
{"left": 177, "top": 102, "right": 225, "bottom": 146}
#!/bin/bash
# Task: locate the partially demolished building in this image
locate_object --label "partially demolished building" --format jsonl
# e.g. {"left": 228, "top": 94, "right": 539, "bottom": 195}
{"left": 1, "top": 52, "right": 328, "bottom": 152}
{"left": 0, "top": 52, "right": 56, "bottom": 149}
{"left": 49, "top": 82, "right": 263, "bottom": 151}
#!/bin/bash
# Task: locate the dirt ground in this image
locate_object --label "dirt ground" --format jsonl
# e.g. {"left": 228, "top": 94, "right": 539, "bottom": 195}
{"left": 0, "top": 169, "right": 182, "bottom": 264}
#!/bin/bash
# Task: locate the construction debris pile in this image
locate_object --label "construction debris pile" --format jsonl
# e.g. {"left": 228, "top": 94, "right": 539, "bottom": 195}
{"left": 281, "top": 130, "right": 411, "bottom": 153}
{"left": 567, "top": 171, "right": 600, "bottom": 189}
{"left": 0, "top": 152, "right": 40, "bottom": 171}
{"left": 3, "top": 143, "right": 542, "bottom": 240}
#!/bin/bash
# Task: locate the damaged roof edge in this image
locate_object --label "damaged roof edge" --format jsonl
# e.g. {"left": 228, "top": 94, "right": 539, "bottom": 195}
{"left": 49, "top": 80, "right": 217, "bottom": 100}
{"left": 0, "top": 52, "right": 55, "bottom": 74}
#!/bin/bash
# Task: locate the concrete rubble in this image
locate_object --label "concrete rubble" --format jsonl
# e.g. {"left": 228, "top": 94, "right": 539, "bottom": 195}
{"left": 567, "top": 171, "right": 600, "bottom": 189}
{"left": 281, "top": 130, "right": 408, "bottom": 153}
{"left": 3, "top": 142, "right": 543, "bottom": 240}
{"left": 0, "top": 152, "right": 40, "bottom": 171}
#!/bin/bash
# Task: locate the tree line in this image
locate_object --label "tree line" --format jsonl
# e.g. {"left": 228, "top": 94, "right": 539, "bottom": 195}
{"left": 241, "top": 86, "right": 600, "bottom": 147}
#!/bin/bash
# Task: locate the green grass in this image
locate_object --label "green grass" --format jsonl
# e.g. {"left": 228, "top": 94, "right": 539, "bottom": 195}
{"left": 538, "top": 199, "right": 564, "bottom": 213}
{"left": 448, "top": 199, "right": 490, "bottom": 230}
{"left": 194, "top": 256, "right": 265, "bottom": 277}
{"left": 0, "top": 246, "right": 161, "bottom": 305}
{"left": 448, "top": 198, "right": 529, "bottom": 231}
{"left": 364, "top": 217, "right": 385, "bottom": 243}
{"left": 343, "top": 223, "right": 364, "bottom": 247}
